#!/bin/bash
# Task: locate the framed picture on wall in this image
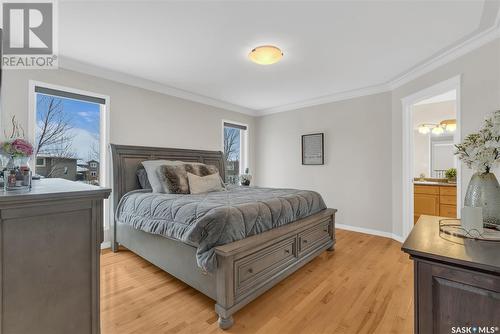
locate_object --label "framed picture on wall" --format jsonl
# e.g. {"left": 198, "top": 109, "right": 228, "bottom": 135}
{"left": 302, "top": 133, "right": 324, "bottom": 165}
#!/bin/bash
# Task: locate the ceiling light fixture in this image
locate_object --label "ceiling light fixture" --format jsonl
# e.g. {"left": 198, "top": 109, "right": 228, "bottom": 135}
{"left": 248, "top": 45, "right": 283, "bottom": 65}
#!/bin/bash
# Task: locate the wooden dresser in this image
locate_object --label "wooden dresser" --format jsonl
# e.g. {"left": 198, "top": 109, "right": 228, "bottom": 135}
{"left": 402, "top": 215, "right": 500, "bottom": 334}
{"left": 414, "top": 183, "right": 456, "bottom": 223}
{"left": 0, "top": 179, "right": 110, "bottom": 334}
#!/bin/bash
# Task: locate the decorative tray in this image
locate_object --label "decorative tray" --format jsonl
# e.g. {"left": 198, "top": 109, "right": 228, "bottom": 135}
{"left": 439, "top": 219, "right": 500, "bottom": 242}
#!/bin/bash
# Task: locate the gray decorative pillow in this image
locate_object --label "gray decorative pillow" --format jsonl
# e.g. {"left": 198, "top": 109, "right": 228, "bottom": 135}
{"left": 160, "top": 163, "right": 219, "bottom": 194}
{"left": 136, "top": 168, "right": 151, "bottom": 189}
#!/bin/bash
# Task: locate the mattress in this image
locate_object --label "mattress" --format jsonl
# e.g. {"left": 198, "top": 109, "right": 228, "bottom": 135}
{"left": 115, "top": 185, "right": 326, "bottom": 272}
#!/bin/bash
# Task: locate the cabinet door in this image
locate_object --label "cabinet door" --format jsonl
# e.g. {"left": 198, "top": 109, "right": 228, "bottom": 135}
{"left": 415, "top": 261, "right": 500, "bottom": 334}
{"left": 414, "top": 193, "right": 440, "bottom": 217}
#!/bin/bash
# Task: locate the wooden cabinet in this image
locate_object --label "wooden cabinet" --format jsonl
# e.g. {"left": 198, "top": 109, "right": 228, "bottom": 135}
{"left": 414, "top": 184, "right": 456, "bottom": 223}
{"left": 0, "top": 179, "right": 110, "bottom": 334}
{"left": 402, "top": 216, "right": 500, "bottom": 334}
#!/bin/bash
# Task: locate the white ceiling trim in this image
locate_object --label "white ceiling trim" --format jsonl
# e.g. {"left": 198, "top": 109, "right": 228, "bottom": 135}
{"left": 257, "top": 83, "right": 390, "bottom": 115}
{"left": 388, "top": 23, "right": 500, "bottom": 90}
{"left": 60, "top": 11, "right": 500, "bottom": 118}
{"left": 59, "top": 57, "right": 259, "bottom": 116}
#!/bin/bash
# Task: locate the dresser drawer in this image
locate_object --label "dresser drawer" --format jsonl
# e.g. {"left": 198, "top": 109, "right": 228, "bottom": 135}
{"left": 440, "top": 204, "right": 457, "bottom": 218}
{"left": 414, "top": 185, "right": 439, "bottom": 195}
{"left": 235, "top": 236, "right": 297, "bottom": 297}
{"left": 298, "top": 220, "right": 330, "bottom": 256}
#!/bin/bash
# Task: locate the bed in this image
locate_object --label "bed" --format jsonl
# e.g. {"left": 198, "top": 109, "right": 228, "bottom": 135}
{"left": 110, "top": 144, "right": 337, "bottom": 329}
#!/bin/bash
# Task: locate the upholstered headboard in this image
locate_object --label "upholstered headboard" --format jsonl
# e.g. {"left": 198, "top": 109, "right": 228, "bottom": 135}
{"left": 110, "top": 144, "right": 225, "bottom": 208}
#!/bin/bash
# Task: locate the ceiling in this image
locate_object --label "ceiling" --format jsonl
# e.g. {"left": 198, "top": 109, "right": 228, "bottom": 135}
{"left": 58, "top": 1, "right": 500, "bottom": 115}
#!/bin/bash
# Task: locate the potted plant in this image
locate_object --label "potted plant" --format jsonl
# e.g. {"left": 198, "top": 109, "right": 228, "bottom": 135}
{"left": 240, "top": 168, "right": 252, "bottom": 186}
{"left": 456, "top": 110, "right": 500, "bottom": 226}
{"left": 445, "top": 168, "right": 457, "bottom": 183}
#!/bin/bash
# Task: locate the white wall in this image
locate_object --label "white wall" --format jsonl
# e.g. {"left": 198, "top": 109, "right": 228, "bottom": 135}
{"left": 391, "top": 38, "right": 500, "bottom": 237}
{"left": 255, "top": 93, "right": 394, "bottom": 234}
{"left": 1, "top": 68, "right": 255, "bottom": 175}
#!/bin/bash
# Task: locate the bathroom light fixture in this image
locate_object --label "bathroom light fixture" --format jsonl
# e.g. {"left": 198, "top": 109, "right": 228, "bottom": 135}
{"left": 248, "top": 45, "right": 283, "bottom": 65}
{"left": 417, "top": 124, "right": 433, "bottom": 134}
{"left": 432, "top": 126, "right": 444, "bottom": 135}
{"left": 417, "top": 119, "right": 457, "bottom": 135}
{"left": 440, "top": 119, "right": 457, "bottom": 132}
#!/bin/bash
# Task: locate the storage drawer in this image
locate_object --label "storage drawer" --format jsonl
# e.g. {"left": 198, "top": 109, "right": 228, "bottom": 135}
{"left": 235, "top": 236, "right": 297, "bottom": 297}
{"left": 439, "top": 186, "right": 456, "bottom": 196}
{"left": 440, "top": 204, "right": 457, "bottom": 218}
{"left": 414, "top": 185, "right": 439, "bottom": 195}
{"left": 440, "top": 195, "right": 456, "bottom": 205}
{"left": 298, "top": 220, "right": 330, "bottom": 256}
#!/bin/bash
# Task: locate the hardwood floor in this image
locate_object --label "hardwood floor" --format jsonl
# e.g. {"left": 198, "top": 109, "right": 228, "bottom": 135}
{"left": 101, "top": 230, "right": 413, "bottom": 334}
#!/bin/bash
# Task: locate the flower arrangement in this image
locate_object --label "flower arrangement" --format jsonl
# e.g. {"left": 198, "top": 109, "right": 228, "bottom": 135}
{"left": 455, "top": 110, "right": 500, "bottom": 174}
{"left": 1, "top": 138, "right": 34, "bottom": 158}
{"left": 0, "top": 116, "right": 34, "bottom": 162}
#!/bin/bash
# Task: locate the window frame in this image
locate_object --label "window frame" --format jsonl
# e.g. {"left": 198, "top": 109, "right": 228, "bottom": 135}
{"left": 221, "top": 119, "right": 249, "bottom": 183}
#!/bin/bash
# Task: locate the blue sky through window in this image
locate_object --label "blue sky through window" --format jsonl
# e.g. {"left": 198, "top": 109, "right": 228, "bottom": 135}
{"left": 36, "top": 93, "right": 100, "bottom": 161}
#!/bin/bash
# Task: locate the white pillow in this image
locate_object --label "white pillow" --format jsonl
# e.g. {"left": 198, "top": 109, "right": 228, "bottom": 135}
{"left": 141, "top": 160, "right": 182, "bottom": 193}
{"left": 187, "top": 172, "right": 224, "bottom": 194}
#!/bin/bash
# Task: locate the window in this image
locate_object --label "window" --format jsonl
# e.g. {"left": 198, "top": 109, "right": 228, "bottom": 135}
{"left": 35, "top": 157, "right": 45, "bottom": 167}
{"left": 91, "top": 171, "right": 97, "bottom": 177}
{"left": 223, "top": 121, "right": 248, "bottom": 184}
{"left": 33, "top": 85, "right": 106, "bottom": 186}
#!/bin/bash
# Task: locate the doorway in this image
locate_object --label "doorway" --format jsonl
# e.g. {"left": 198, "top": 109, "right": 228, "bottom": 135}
{"left": 401, "top": 76, "right": 461, "bottom": 238}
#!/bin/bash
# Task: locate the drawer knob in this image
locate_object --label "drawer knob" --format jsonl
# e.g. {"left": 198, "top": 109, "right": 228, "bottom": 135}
{"left": 284, "top": 249, "right": 290, "bottom": 254}
{"left": 247, "top": 268, "right": 253, "bottom": 274}
{"left": 303, "top": 239, "right": 308, "bottom": 244}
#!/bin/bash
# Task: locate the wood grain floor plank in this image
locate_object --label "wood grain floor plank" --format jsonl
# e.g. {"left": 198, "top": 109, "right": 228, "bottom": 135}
{"left": 101, "top": 230, "right": 413, "bottom": 333}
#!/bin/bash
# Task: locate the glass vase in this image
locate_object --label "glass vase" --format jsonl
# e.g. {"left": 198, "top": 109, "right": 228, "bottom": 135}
{"left": 464, "top": 172, "right": 500, "bottom": 227}
{"left": 3, "top": 155, "right": 32, "bottom": 192}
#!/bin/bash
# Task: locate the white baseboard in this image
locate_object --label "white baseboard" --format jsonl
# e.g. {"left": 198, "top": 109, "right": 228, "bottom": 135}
{"left": 335, "top": 224, "right": 404, "bottom": 243}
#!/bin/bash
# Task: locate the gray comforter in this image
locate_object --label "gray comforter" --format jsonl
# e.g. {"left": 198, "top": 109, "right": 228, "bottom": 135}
{"left": 115, "top": 186, "right": 327, "bottom": 272}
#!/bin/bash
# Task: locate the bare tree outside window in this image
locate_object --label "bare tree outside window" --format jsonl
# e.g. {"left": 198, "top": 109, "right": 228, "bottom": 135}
{"left": 34, "top": 93, "right": 101, "bottom": 185}
{"left": 35, "top": 95, "right": 76, "bottom": 177}
{"left": 223, "top": 127, "right": 240, "bottom": 184}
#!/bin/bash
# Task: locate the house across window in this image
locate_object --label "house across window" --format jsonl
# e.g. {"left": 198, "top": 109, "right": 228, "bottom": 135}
{"left": 223, "top": 121, "right": 248, "bottom": 185}
{"left": 36, "top": 158, "right": 45, "bottom": 167}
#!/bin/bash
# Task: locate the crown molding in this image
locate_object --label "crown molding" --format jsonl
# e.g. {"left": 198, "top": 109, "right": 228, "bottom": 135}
{"left": 388, "top": 25, "right": 500, "bottom": 90}
{"left": 256, "top": 84, "right": 391, "bottom": 116}
{"left": 58, "top": 57, "right": 259, "bottom": 117}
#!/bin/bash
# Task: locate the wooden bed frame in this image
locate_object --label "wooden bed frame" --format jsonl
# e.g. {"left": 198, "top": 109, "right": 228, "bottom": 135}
{"left": 110, "top": 144, "right": 336, "bottom": 329}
